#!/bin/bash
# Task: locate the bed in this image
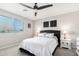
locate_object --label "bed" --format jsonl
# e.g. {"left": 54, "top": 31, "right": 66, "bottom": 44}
{"left": 19, "top": 30, "right": 60, "bottom": 56}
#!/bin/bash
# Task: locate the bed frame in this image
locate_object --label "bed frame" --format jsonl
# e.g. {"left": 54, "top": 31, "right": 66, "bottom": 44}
{"left": 19, "top": 30, "right": 61, "bottom": 56}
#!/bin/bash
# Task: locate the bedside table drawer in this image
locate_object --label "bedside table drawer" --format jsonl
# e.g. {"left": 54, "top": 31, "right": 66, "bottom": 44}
{"left": 62, "top": 42, "right": 68, "bottom": 47}
{"left": 61, "top": 39, "right": 71, "bottom": 49}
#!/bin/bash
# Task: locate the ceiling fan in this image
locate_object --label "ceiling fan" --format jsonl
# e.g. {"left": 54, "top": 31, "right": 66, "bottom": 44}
{"left": 19, "top": 3, "right": 53, "bottom": 16}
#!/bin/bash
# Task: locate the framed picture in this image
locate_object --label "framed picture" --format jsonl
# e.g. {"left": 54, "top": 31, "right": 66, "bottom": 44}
{"left": 43, "top": 21, "right": 49, "bottom": 27}
{"left": 28, "top": 23, "right": 31, "bottom": 28}
{"left": 50, "top": 20, "right": 57, "bottom": 27}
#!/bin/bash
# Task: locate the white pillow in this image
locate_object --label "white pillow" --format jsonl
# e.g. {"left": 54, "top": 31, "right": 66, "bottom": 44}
{"left": 53, "top": 36, "right": 58, "bottom": 41}
{"left": 38, "top": 33, "right": 46, "bottom": 37}
{"left": 45, "top": 33, "right": 54, "bottom": 38}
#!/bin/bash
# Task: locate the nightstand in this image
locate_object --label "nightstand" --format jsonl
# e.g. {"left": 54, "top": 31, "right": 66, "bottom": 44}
{"left": 76, "top": 50, "right": 79, "bottom": 56}
{"left": 61, "top": 39, "right": 71, "bottom": 49}
{"left": 76, "top": 38, "right": 79, "bottom": 55}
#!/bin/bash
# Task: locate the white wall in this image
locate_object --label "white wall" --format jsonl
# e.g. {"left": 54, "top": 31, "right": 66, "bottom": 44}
{"left": 0, "top": 9, "right": 34, "bottom": 49}
{"left": 34, "top": 11, "right": 79, "bottom": 48}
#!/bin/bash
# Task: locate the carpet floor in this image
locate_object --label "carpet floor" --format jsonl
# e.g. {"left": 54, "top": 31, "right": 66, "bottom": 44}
{"left": 54, "top": 48, "right": 77, "bottom": 56}
{"left": 0, "top": 45, "right": 77, "bottom": 56}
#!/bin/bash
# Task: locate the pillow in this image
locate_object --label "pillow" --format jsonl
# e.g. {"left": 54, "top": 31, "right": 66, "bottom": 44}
{"left": 45, "top": 33, "right": 54, "bottom": 38}
{"left": 54, "top": 36, "right": 58, "bottom": 41}
{"left": 38, "top": 33, "right": 46, "bottom": 37}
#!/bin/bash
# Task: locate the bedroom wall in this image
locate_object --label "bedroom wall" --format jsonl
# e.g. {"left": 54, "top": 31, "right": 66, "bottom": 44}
{"left": 0, "top": 9, "right": 34, "bottom": 49}
{"left": 34, "top": 11, "right": 79, "bottom": 48}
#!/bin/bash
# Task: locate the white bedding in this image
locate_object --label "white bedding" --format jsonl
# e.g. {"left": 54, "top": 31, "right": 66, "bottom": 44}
{"left": 20, "top": 36, "right": 58, "bottom": 56}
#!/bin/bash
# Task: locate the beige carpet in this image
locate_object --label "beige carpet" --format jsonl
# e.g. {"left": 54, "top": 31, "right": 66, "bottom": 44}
{"left": 54, "top": 48, "right": 77, "bottom": 56}
{"left": 0, "top": 45, "right": 77, "bottom": 56}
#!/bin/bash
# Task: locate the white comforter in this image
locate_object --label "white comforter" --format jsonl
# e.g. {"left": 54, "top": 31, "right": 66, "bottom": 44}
{"left": 20, "top": 36, "right": 58, "bottom": 56}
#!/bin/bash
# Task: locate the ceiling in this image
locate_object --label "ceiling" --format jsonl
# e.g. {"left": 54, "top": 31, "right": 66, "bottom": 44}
{"left": 0, "top": 3, "right": 79, "bottom": 20}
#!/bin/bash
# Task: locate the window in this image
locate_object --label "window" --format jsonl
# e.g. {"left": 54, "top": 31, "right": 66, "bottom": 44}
{"left": 0, "top": 16, "right": 24, "bottom": 33}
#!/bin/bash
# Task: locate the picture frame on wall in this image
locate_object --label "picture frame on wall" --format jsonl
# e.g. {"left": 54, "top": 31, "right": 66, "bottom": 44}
{"left": 50, "top": 20, "right": 57, "bottom": 27}
{"left": 28, "top": 23, "right": 31, "bottom": 28}
{"left": 43, "top": 21, "right": 49, "bottom": 27}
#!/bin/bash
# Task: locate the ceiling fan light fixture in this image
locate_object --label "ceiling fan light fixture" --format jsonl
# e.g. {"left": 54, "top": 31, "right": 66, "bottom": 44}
{"left": 34, "top": 3, "right": 38, "bottom": 9}
{"left": 35, "top": 12, "right": 37, "bottom": 16}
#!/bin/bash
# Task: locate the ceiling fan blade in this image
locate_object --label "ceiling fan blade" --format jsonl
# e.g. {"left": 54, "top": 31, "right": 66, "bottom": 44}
{"left": 38, "top": 4, "right": 53, "bottom": 10}
{"left": 19, "top": 3, "right": 34, "bottom": 9}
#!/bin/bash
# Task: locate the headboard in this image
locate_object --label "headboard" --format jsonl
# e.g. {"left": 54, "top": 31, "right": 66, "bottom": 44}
{"left": 40, "top": 30, "right": 61, "bottom": 47}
